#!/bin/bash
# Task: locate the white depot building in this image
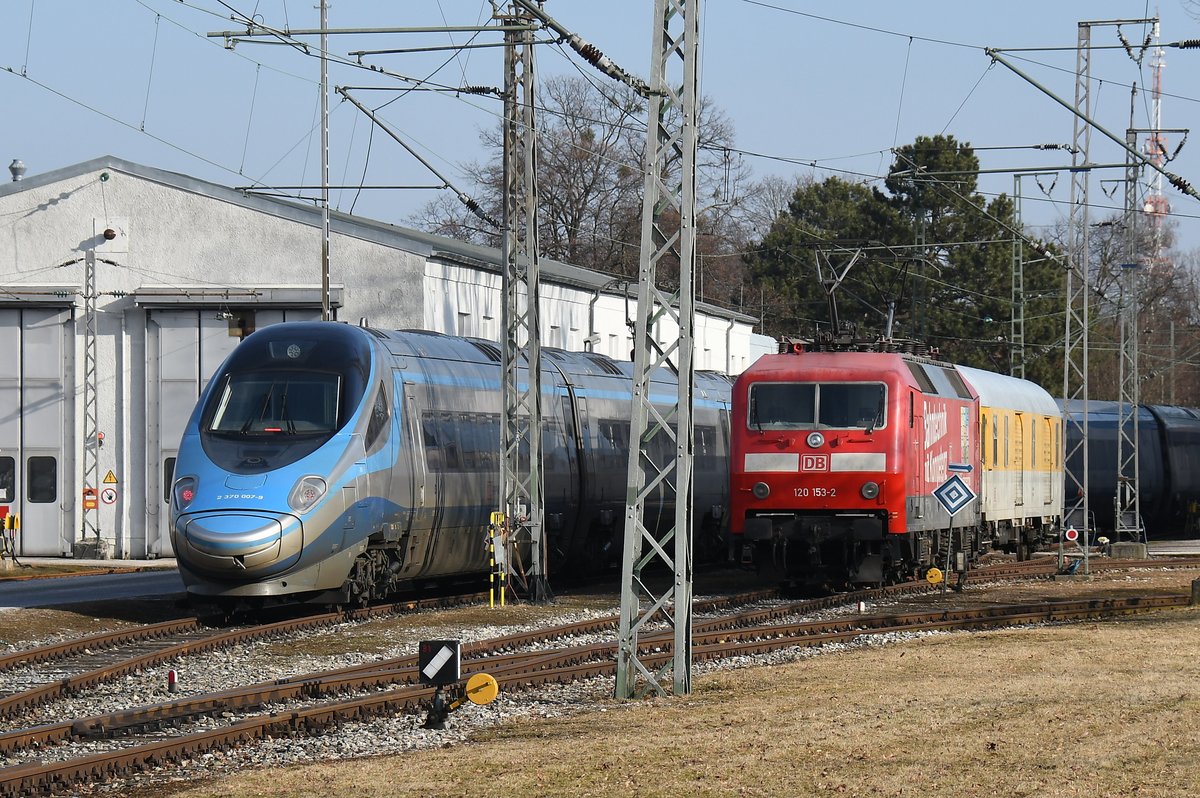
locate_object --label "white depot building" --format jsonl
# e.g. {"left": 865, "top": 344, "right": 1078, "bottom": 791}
{"left": 0, "top": 156, "right": 772, "bottom": 560}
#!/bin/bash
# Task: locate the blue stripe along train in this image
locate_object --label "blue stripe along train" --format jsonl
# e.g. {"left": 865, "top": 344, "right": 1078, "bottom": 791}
{"left": 169, "top": 322, "right": 734, "bottom": 606}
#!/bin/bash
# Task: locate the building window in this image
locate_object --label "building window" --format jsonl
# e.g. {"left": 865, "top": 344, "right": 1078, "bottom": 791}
{"left": 27, "top": 456, "right": 56, "bottom": 504}
{"left": 0, "top": 457, "right": 14, "bottom": 503}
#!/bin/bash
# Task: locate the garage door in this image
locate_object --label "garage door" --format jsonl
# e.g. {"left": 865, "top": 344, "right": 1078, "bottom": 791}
{"left": 146, "top": 309, "right": 320, "bottom": 557}
{"left": 0, "top": 307, "right": 74, "bottom": 555}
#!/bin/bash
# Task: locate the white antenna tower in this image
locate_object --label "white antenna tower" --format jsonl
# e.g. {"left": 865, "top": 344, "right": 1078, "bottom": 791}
{"left": 1145, "top": 18, "right": 1170, "bottom": 264}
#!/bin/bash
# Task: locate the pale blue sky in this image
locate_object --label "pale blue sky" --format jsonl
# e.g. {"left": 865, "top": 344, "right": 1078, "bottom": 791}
{"left": 3, "top": 1, "right": 1198, "bottom": 252}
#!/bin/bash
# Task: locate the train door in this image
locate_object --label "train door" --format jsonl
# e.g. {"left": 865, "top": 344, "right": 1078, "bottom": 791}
{"left": 0, "top": 307, "right": 73, "bottom": 555}
{"left": 391, "top": 376, "right": 420, "bottom": 538}
{"left": 1042, "top": 417, "right": 1055, "bottom": 506}
{"left": 549, "top": 391, "right": 583, "bottom": 546}
{"left": 147, "top": 308, "right": 319, "bottom": 557}
{"left": 1013, "top": 412, "right": 1025, "bottom": 507}
{"left": 909, "top": 390, "right": 924, "bottom": 523}
{"left": 397, "top": 383, "right": 437, "bottom": 577}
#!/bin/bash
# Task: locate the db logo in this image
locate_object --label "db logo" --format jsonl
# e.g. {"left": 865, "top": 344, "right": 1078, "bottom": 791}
{"left": 801, "top": 454, "right": 829, "bottom": 472}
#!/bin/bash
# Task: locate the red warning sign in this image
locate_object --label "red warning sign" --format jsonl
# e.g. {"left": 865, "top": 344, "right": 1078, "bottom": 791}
{"left": 1064, "top": 527, "right": 1079, "bottom": 542}
{"left": 83, "top": 488, "right": 98, "bottom": 511}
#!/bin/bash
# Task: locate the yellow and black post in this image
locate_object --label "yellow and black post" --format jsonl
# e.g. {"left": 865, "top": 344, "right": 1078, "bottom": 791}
{"left": 488, "top": 512, "right": 507, "bottom": 608}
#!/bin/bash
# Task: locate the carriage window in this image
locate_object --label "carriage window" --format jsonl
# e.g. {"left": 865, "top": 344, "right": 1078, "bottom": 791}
{"left": 904, "top": 362, "right": 936, "bottom": 393}
{"left": 365, "top": 384, "right": 389, "bottom": 448}
{"left": 992, "top": 416, "right": 999, "bottom": 467}
{"left": 980, "top": 414, "right": 988, "bottom": 466}
{"left": 940, "top": 367, "right": 972, "bottom": 400}
{"left": 696, "top": 425, "right": 719, "bottom": 474}
{"left": 1004, "top": 416, "right": 1010, "bottom": 466}
{"left": 748, "top": 383, "right": 885, "bottom": 430}
{"left": 1030, "top": 417, "right": 1036, "bottom": 467}
{"left": 163, "top": 457, "right": 176, "bottom": 504}
{"left": 27, "top": 456, "right": 56, "bottom": 503}
{"left": 0, "top": 457, "right": 13, "bottom": 503}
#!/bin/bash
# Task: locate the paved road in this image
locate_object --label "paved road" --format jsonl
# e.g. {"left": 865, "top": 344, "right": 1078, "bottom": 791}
{"left": 0, "top": 569, "right": 186, "bottom": 609}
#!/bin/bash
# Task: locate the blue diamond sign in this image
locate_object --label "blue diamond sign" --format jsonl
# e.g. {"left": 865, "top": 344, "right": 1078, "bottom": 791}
{"left": 933, "top": 474, "right": 977, "bottom": 516}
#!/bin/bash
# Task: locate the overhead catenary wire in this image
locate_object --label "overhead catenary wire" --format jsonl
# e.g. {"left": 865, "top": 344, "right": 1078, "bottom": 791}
{"left": 140, "top": 13, "right": 162, "bottom": 131}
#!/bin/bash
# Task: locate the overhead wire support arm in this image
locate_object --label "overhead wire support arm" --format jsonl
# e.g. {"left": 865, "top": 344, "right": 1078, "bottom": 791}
{"left": 985, "top": 48, "right": 1199, "bottom": 201}
{"left": 889, "top": 149, "right": 1067, "bottom": 268}
{"left": 337, "top": 88, "right": 500, "bottom": 229}
{"left": 509, "top": 0, "right": 653, "bottom": 96}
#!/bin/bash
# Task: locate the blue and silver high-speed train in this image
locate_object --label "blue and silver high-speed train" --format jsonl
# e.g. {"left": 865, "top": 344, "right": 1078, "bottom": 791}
{"left": 169, "top": 322, "right": 733, "bottom": 605}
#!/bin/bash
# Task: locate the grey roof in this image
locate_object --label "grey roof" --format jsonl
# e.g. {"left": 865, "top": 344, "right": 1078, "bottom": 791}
{"left": 0, "top": 155, "right": 756, "bottom": 325}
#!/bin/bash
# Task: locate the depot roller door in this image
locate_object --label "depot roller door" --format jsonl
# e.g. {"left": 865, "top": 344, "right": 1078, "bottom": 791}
{"left": 0, "top": 307, "right": 74, "bottom": 555}
{"left": 145, "top": 309, "right": 320, "bottom": 557}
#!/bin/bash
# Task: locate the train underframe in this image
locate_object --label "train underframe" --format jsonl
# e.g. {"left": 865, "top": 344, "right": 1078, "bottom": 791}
{"left": 740, "top": 511, "right": 1053, "bottom": 589}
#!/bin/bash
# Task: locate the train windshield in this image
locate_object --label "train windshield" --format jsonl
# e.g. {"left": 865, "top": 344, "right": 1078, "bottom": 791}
{"left": 207, "top": 371, "right": 342, "bottom": 436}
{"left": 749, "top": 382, "right": 886, "bottom": 430}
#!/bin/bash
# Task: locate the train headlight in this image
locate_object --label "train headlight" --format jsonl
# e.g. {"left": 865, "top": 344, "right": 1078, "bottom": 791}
{"left": 860, "top": 481, "right": 880, "bottom": 500}
{"left": 806, "top": 432, "right": 825, "bottom": 448}
{"left": 752, "top": 482, "right": 771, "bottom": 499}
{"left": 289, "top": 476, "right": 327, "bottom": 513}
{"left": 173, "top": 477, "right": 197, "bottom": 511}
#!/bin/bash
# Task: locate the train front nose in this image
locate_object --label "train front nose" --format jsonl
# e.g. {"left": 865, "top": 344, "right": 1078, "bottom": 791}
{"left": 175, "top": 511, "right": 303, "bottom": 576}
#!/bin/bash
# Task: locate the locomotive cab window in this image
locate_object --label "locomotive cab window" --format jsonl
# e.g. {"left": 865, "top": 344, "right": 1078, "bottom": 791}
{"left": 207, "top": 371, "right": 342, "bottom": 436}
{"left": 748, "top": 382, "right": 886, "bottom": 430}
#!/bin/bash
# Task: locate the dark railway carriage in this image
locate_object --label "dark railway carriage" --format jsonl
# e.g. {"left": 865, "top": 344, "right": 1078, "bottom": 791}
{"left": 729, "top": 347, "right": 980, "bottom": 585}
{"left": 1059, "top": 400, "right": 1200, "bottom": 538}
{"left": 169, "top": 322, "right": 732, "bottom": 604}
{"left": 1149, "top": 405, "right": 1200, "bottom": 535}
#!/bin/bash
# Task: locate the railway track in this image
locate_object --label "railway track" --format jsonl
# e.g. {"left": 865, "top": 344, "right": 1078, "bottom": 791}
{"left": 0, "top": 592, "right": 498, "bottom": 726}
{"left": 0, "top": 559, "right": 1195, "bottom": 795}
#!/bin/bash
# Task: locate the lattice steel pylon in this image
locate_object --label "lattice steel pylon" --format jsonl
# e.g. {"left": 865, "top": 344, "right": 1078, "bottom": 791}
{"left": 1011, "top": 176, "right": 1027, "bottom": 380}
{"left": 1115, "top": 128, "right": 1143, "bottom": 543}
{"left": 80, "top": 249, "right": 101, "bottom": 548}
{"left": 615, "top": 0, "right": 699, "bottom": 699}
{"left": 498, "top": 10, "right": 549, "bottom": 602}
{"left": 1063, "top": 22, "right": 1093, "bottom": 571}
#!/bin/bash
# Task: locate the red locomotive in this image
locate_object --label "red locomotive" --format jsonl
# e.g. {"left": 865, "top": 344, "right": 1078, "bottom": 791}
{"left": 730, "top": 339, "right": 1050, "bottom": 587}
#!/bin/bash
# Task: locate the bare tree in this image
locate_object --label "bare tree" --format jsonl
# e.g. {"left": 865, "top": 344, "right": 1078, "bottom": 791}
{"left": 407, "top": 74, "right": 747, "bottom": 284}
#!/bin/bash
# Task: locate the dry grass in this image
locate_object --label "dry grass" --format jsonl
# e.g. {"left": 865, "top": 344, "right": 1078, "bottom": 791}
{"left": 152, "top": 575, "right": 1200, "bottom": 798}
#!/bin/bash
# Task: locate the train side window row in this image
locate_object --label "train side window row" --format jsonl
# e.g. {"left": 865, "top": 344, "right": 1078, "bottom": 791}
{"left": 597, "top": 418, "right": 721, "bottom": 472}
{"left": 981, "top": 412, "right": 1060, "bottom": 470}
{"left": 422, "top": 411, "right": 506, "bottom": 473}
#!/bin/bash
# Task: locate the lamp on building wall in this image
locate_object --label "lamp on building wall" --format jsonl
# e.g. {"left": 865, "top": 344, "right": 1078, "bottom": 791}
{"left": 8, "top": 159, "right": 25, "bottom": 182}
